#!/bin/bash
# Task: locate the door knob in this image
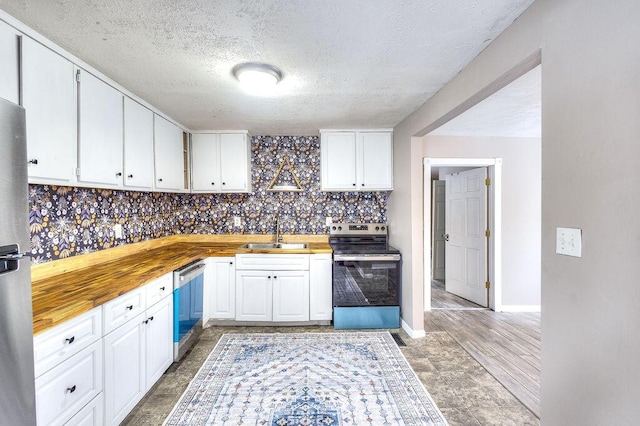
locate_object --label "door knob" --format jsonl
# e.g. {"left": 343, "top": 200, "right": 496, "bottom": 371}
{"left": 443, "top": 234, "right": 450, "bottom": 241}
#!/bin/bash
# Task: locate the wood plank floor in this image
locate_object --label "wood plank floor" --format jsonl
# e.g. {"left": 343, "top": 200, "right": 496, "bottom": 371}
{"left": 428, "top": 283, "right": 541, "bottom": 417}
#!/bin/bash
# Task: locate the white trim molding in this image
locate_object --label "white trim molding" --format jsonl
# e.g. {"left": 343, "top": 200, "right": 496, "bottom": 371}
{"left": 401, "top": 319, "right": 426, "bottom": 339}
{"left": 499, "top": 305, "right": 541, "bottom": 313}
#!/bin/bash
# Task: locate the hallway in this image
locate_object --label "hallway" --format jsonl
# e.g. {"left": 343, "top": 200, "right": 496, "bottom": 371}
{"left": 429, "top": 281, "right": 541, "bottom": 417}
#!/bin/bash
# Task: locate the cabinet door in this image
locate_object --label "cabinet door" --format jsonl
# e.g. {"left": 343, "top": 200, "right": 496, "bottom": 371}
{"left": 235, "top": 271, "right": 272, "bottom": 321}
{"left": 321, "top": 132, "right": 357, "bottom": 190}
{"left": 123, "top": 97, "right": 154, "bottom": 189}
{"left": 309, "top": 254, "right": 333, "bottom": 321}
{"left": 35, "top": 341, "right": 102, "bottom": 426}
{"left": 191, "top": 133, "right": 220, "bottom": 191}
{"left": 103, "top": 315, "right": 146, "bottom": 426}
{"left": 272, "top": 271, "right": 310, "bottom": 322}
{"left": 359, "top": 132, "right": 393, "bottom": 190}
{"left": 22, "top": 37, "right": 77, "bottom": 183}
{"left": 64, "top": 393, "right": 103, "bottom": 426}
{"left": 144, "top": 296, "right": 173, "bottom": 390}
{"left": 219, "top": 133, "right": 250, "bottom": 192}
{"left": 0, "top": 21, "right": 20, "bottom": 104}
{"left": 78, "top": 70, "right": 123, "bottom": 186}
{"left": 154, "top": 115, "right": 185, "bottom": 190}
{"left": 205, "top": 257, "right": 236, "bottom": 320}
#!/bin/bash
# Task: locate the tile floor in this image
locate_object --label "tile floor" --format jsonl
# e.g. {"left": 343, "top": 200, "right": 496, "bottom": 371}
{"left": 123, "top": 324, "right": 539, "bottom": 425}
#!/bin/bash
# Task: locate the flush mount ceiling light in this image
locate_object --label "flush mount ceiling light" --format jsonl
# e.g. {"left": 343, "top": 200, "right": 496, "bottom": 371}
{"left": 232, "top": 62, "right": 282, "bottom": 94}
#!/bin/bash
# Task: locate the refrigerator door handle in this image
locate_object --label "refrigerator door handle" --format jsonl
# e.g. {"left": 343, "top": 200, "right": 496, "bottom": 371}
{"left": 0, "top": 252, "right": 32, "bottom": 261}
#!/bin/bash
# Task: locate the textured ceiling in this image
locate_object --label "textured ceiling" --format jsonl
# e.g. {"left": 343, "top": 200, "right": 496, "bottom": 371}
{"left": 0, "top": 0, "right": 535, "bottom": 135}
{"left": 430, "top": 65, "right": 541, "bottom": 138}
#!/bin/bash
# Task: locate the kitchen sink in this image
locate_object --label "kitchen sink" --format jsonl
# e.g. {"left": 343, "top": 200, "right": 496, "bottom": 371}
{"left": 240, "top": 242, "right": 309, "bottom": 250}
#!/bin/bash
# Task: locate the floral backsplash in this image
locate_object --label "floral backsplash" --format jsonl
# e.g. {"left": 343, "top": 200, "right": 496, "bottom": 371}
{"left": 29, "top": 136, "right": 388, "bottom": 263}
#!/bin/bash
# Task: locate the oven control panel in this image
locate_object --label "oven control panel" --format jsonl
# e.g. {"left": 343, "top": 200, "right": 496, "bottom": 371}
{"left": 329, "top": 223, "right": 388, "bottom": 236}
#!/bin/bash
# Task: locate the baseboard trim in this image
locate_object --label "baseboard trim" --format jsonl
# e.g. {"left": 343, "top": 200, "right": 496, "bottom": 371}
{"left": 401, "top": 319, "right": 426, "bottom": 339}
{"left": 499, "top": 305, "right": 541, "bottom": 313}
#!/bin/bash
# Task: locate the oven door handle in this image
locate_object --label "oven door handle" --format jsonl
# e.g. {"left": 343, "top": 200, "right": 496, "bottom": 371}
{"left": 334, "top": 254, "right": 401, "bottom": 262}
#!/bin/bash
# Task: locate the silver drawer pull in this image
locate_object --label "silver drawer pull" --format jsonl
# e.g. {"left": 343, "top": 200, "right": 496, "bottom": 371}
{"left": 66, "top": 385, "right": 76, "bottom": 394}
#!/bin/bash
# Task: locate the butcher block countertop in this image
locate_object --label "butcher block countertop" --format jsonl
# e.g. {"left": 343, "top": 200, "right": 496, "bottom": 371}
{"left": 31, "top": 234, "right": 331, "bottom": 335}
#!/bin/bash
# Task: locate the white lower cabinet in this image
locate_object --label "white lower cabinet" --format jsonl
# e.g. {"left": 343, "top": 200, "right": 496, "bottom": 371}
{"left": 65, "top": 393, "right": 104, "bottom": 426}
{"left": 144, "top": 295, "right": 174, "bottom": 387}
{"left": 235, "top": 254, "right": 314, "bottom": 323}
{"left": 204, "top": 257, "right": 236, "bottom": 321}
{"left": 103, "top": 286, "right": 173, "bottom": 426}
{"left": 35, "top": 340, "right": 103, "bottom": 426}
{"left": 235, "top": 271, "right": 272, "bottom": 321}
{"left": 309, "top": 254, "right": 333, "bottom": 321}
{"left": 103, "top": 312, "right": 146, "bottom": 425}
{"left": 272, "top": 271, "right": 310, "bottom": 321}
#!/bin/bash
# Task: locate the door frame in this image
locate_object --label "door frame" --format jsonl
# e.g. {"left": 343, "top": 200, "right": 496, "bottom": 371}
{"left": 423, "top": 157, "right": 503, "bottom": 311}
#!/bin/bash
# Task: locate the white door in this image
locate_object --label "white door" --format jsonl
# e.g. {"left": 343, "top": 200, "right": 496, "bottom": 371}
{"left": 444, "top": 168, "right": 488, "bottom": 306}
{"left": 309, "top": 254, "right": 333, "bottom": 321}
{"left": 321, "top": 132, "right": 357, "bottom": 190}
{"left": 22, "top": 37, "right": 77, "bottom": 183}
{"left": 154, "top": 115, "right": 185, "bottom": 190}
{"left": 123, "top": 97, "right": 154, "bottom": 189}
{"left": 144, "top": 296, "right": 173, "bottom": 390}
{"left": 235, "top": 271, "right": 272, "bottom": 321}
{"left": 432, "top": 180, "right": 446, "bottom": 281}
{"left": 205, "top": 258, "right": 236, "bottom": 320}
{"left": 359, "top": 132, "right": 393, "bottom": 190}
{"left": 0, "top": 21, "right": 20, "bottom": 104}
{"left": 78, "top": 70, "right": 123, "bottom": 186}
{"left": 103, "top": 316, "right": 145, "bottom": 426}
{"left": 272, "top": 271, "right": 309, "bottom": 322}
{"left": 219, "top": 133, "right": 249, "bottom": 191}
{"left": 191, "top": 133, "right": 220, "bottom": 191}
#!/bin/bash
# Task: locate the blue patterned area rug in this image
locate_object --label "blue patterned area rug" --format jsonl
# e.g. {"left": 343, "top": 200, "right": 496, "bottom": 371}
{"left": 164, "top": 332, "right": 448, "bottom": 425}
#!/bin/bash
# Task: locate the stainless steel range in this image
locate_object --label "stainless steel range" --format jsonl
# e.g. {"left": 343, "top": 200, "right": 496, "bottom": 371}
{"left": 330, "top": 223, "right": 401, "bottom": 329}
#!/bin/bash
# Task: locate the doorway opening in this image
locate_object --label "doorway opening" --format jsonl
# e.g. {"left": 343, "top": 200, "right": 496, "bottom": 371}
{"left": 423, "top": 158, "right": 502, "bottom": 311}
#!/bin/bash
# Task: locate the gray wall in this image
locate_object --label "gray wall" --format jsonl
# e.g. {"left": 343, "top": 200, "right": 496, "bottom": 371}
{"left": 390, "top": 0, "right": 640, "bottom": 423}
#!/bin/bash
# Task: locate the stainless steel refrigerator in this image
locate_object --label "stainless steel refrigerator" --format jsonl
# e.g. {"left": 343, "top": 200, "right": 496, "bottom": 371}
{"left": 0, "top": 97, "right": 37, "bottom": 425}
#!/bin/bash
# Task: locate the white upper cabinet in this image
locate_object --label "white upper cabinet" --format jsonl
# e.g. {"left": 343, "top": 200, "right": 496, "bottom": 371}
{"left": 123, "top": 97, "right": 154, "bottom": 189}
{"left": 22, "top": 37, "right": 77, "bottom": 184}
{"left": 191, "top": 132, "right": 251, "bottom": 193}
{"left": 320, "top": 130, "right": 393, "bottom": 191}
{"left": 359, "top": 131, "right": 393, "bottom": 190}
{"left": 0, "top": 20, "right": 20, "bottom": 105}
{"left": 320, "top": 132, "right": 357, "bottom": 190}
{"left": 77, "top": 69, "right": 124, "bottom": 187}
{"left": 154, "top": 115, "right": 186, "bottom": 191}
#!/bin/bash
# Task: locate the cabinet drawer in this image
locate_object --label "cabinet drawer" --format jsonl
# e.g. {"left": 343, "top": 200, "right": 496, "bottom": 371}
{"left": 64, "top": 393, "right": 103, "bottom": 426}
{"left": 103, "top": 287, "right": 145, "bottom": 334}
{"left": 34, "top": 307, "right": 102, "bottom": 377}
{"left": 35, "top": 340, "right": 102, "bottom": 426}
{"left": 235, "top": 254, "right": 309, "bottom": 270}
{"left": 145, "top": 273, "right": 173, "bottom": 307}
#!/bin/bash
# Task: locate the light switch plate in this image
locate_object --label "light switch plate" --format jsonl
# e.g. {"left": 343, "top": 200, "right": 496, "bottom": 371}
{"left": 325, "top": 217, "right": 332, "bottom": 226}
{"left": 234, "top": 216, "right": 241, "bottom": 227}
{"left": 556, "top": 227, "right": 582, "bottom": 257}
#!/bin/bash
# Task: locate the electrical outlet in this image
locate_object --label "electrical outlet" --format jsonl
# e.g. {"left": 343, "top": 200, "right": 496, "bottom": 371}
{"left": 234, "top": 216, "right": 241, "bottom": 227}
{"left": 113, "top": 223, "right": 123, "bottom": 239}
{"left": 556, "top": 227, "right": 582, "bottom": 257}
{"left": 325, "top": 217, "right": 332, "bottom": 226}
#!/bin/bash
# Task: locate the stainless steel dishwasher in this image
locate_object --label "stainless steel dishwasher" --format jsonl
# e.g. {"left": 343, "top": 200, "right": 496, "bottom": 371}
{"left": 173, "top": 259, "right": 206, "bottom": 361}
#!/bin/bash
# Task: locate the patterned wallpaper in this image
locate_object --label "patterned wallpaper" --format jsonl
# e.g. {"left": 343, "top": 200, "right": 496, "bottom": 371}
{"left": 29, "top": 136, "right": 388, "bottom": 263}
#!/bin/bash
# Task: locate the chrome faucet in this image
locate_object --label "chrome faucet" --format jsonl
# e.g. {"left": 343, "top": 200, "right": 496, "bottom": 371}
{"left": 275, "top": 216, "right": 283, "bottom": 243}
